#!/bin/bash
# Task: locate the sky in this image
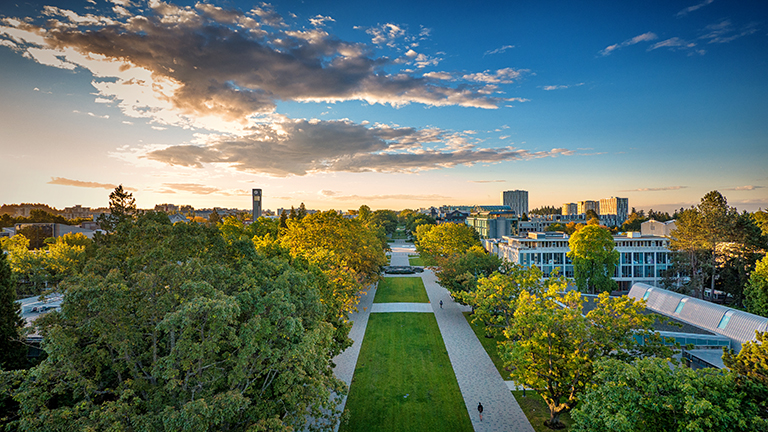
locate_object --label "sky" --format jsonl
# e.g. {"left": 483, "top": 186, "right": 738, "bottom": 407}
{"left": 1, "top": 0, "right": 766, "bottom": 214}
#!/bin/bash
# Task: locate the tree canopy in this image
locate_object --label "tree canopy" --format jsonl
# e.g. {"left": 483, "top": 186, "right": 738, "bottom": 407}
{"left": 7, "top": 213, "right": 347, "bottom": 432}
{"left": 567, "top": 225, "right": 619, "bottom": 293}
{"left": 414, "top": 223, "right": 481, "bottom": 266}
{"left": 744, "top": 255, "right": 768, "bottom": 317}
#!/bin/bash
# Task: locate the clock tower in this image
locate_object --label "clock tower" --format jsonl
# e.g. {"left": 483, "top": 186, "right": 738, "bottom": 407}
{"left": 252, "top": 188, "right": 262, "bottom": 220}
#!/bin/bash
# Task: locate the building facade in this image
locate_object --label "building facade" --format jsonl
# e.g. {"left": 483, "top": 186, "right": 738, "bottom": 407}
{"left": 501, "top": 190, "right": 528, "bottom": 216}
{"left": 562, "top": 202, "right": 578, "bottom": 216}
{"left": 483, "top": 222, "right": 673, "bottom": 290}
{"left": 577, "top": 200, "right": 599, "bottom": 215}
{"left": 599, "top": 197, "right": 629, "bottom": 222}
{"left": 466, "top": 207, "right": 519, "bottom": 239}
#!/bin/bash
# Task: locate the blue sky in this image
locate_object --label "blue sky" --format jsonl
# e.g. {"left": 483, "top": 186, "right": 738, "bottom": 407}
{"left": 1, "top": 0, "right": 766, "bottom": 213}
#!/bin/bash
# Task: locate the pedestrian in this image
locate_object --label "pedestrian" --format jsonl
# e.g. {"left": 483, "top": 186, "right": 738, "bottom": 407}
{"left": 477, "top": 402, "right": 483, "bottom": 421}
{"left": 439, "top": 300, "right": 443, "bottom": 309}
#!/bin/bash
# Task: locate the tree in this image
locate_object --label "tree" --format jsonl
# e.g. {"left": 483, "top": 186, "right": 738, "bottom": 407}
{"left": 745, "top": 255, "right": 768, "bottom": 317}
{"left": 754, "top": 210, "right": 768, "bottom": 237}
{"left": 208, "top": 208, "right": 221, "bottom": 225}
{"left": 465, "top": 264, "right": 552, "bottom": 336}
{"left": 0, "top": 251, "right": 26, "bottom": 370}
{"left": 108, "top": 184, "right": 136, "bottom": 218}
{"left": 529, "top": 205, "right": 560, "bottom": 216}
{"left": 503, "top": 288, "right": 669, "bottom": 428}
{"left": 567, "top": 225, "right": 619, "bottom": 293}
{"left": 572, "top": 357, "right": 767, "bottom": 432}
{"left": 414, "top": 223, "right": 481, "bottom": 266}
{"left": 433, "top": 246, "right": 502, "bottom": 304}
{"left": 10, "top": 213, "right": 346, "bottom": 431}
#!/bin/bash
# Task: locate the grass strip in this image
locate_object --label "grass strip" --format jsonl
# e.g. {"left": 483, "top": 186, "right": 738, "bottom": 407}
{"left": 512, "top": 391, "right": 573, "bottom": 432}
{"left": 341, "top": 313, "right": 472, "bottom": 432}
{"left": 408, "top": 256, "right": 425, "bottom": 267}
{"left": 462, "top": 311, "right": 507, "bottom": 377}
{"left": 374, "top": 277, "right": 429, "bottom": 303}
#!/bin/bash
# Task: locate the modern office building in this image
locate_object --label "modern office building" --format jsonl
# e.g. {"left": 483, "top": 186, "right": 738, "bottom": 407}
{"left": 577, "top": 200, "right": 600, "bottom": 215}
{"left": 482, "top": 220, "right": 673, "bottom": 290}
{"left": 562, "top": 203, "right": 578, "bottom": 216}
{"left": 252, "top": 188, "right": 262, "bottom": 220}
{"left": 501, "top": 190, "right": 528, "bottom": 217}
{"left": 599, "top": 197, "right": 629, "bottom": 222}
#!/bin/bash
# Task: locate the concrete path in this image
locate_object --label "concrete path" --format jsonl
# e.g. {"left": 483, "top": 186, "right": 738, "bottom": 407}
{"left": 422, "top": 269, "right": 535, "bottom": 432}
{"left": 370, "top": 302, "right": 433, "bottom": 313}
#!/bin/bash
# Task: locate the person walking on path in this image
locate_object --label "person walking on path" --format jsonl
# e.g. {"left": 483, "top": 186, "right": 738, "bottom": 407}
{"left": 439, "top": 300, "right": 443, "bottom": 309}
{"left": 477, "top": 402, "right": 484, "bottom": 421}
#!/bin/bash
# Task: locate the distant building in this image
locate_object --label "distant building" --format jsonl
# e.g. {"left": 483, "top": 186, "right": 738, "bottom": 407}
{"left": 577, "top": 200, "right": 599, "bottom": 215}
{"left": 562, "top": 202, "right": 578, "bottom": 216}
{"left": 501, "top": 190, "right": 528, "bottom": 217}
{"left": 252, "top": 189, "right": 262, "bottom": 220}
{"left": 641, "top": 219, "right": 677, "bottom": 237}
{"left": 13, "top": 222, "right": 97, "bottom": 239}
{"left": 61, "top": 205, "right": 93, "bottom": 220}
{"left": 438, "top": 210, "right": 468, "bottom": 224}
{"left": 599, "top": 197, "right": 629, "bottom": 222}
{"left": 466, "top": 206, "right": 519, "bottom": 239}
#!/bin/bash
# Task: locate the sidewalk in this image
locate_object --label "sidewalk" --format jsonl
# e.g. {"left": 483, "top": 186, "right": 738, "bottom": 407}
{"left": 422, "top": 269, "right": 535, "bottom": 432}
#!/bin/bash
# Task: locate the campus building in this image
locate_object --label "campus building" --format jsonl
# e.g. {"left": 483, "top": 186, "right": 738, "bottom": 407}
{"left": 577, "top": 200, "right": 599, "bottom": 215}
{"left": 482, "top": 221, "right": 673, "bottom": 290}
{"left": 501, "top": 190, "right": 528, "bottom": 217}
{"left": 465, "top": 206, "right": 519, "bottom": 239}
{"left": 599, "top": 197, "right": 629, "bottom": 221}
{"left": 562, "top": 202, "right": 578, "bottom": 216}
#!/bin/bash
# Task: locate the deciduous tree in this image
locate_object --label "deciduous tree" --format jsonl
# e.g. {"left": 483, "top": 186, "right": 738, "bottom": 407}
{"left": 572, "top": 357, "right": 767, "bottom": 432}
{"left": 745, "top": 255, "right": 768, "bottom": 317}
{"left": 414, "top": 223, "right": 481, "bottom": 266}
{"left": 567, "top": 225, "right": 619, "bottom": 293}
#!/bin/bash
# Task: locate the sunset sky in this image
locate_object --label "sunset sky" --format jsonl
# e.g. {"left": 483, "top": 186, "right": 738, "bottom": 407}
{"left": 1, "top": 0, "right": 766, "bottom": 213}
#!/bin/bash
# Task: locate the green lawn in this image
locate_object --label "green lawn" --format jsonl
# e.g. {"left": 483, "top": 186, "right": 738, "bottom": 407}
{"left": 512, "top": 391, "right": 573, "bottom": 432}
{"left": 408, "top": 256, "right": 425, "bottom": 267}
{"left": 374, "top": 277, "right": 429, "bottom": 303}
{"left": 462, "top": 312, "right": 507, "bottom": 377}
{"left": 340, "top": 313, "right": 472, "bottom": 432}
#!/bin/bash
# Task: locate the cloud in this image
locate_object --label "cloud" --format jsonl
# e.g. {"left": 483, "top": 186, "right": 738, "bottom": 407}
{"left": 160, "top": 183, "right": 248, "bottom": 196}
{"left": 620, "top": 186, "right": 688, "bottom": 192}
{"left": 541, "top": 83, "right": 584, "bottom": 91}
{"left": 48, "top": 177, "right": 137, "bottom": 191}
{"left": 484, "top": 45, "right": 514, "bottom": 56}
{"left": 318, "top": 192, "right": 452, "bottom": 201}
{"left": 463, "top": 68, "right": 529, "bottom": 84}
{"left": 133, "top": 118, "right": 576, "bottom": 176}
{"left": 468, "top": 180, "right": 507, "bottom": 183}
{"left": 423, "top": 71, "right": 453, "bottom": 80}
{"left": 600, "top": 32, "right": 658, "bottom": 56}
{"left": 0, "top": 2, "right": 509, "bottom": 135}
{"left": 724, "top": 185, "right": 764, "bottom": 191}
{"left": 700, "top": 20, "right": 758, "bottom": 44}
{"left": 677, "top": 0, "right": 714, "bottom": 17}
{"left": 309, "top": 15, "right": 334, "bottom": 27}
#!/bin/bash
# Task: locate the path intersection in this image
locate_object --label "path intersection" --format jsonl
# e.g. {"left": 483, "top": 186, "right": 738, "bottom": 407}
{"left": 331, "top": 240, "right": 534, "bottom": 432}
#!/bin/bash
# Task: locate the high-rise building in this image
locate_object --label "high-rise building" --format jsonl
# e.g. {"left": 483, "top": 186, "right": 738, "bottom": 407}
{"left": 252, "top": 189, "right": 262, "bottom": 220}
{"left": 501, "top": 190, "right": 528, "bottom": 216}
{"left": 577, "top": 200, "right": 599, "bottom": 215}
{"left": 599, "top": 197, "right": 629, "bottom": 222}
{"left": 562, "top": 203, "right": 578, "bottom": 216}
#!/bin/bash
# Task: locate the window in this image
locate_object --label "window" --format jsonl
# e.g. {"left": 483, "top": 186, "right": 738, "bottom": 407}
{"left": 643, "top": 288, "right": 653, "bottom": 300}
{"left": 674, "top": 298, "right": 687, "bottom": 314}
{"left": 717, "top": 311, "right": 734, "bottom": 330}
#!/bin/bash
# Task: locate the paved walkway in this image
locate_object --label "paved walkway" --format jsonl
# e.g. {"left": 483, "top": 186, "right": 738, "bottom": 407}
{"left": 333, "top": 239, "right": 534, "bottom": 432}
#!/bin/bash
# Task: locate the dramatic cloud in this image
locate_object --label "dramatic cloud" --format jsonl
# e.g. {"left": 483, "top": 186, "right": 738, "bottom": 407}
{"left": 620, "top": 186, "right": 688, "bottom": 192}
{"left": 724, "top": 185, "right": 764, "bottom": 191}
{"left": 600, "top": 32, "right": 658, "bottom": 56}
{"left": 48, "top": 177, "right": 137, "bottom": 191}
{"left": 484, "top": 45, "right": 514, "bottom": 56}
{"left": 0, "top": 1, "right": 510, "bottom": 133}
{"left": 135, "top": 119, "right": 576, "bottom": 176}
{"left": 677, "top": 0, "right": 715, "bottom": 17}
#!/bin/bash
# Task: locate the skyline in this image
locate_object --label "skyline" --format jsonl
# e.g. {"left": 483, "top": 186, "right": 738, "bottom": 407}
{"left": 1, "top": 0, "right": 766, "bottom": 213}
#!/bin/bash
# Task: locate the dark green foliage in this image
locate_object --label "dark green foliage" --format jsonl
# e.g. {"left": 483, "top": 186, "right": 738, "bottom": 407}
{"left": 529, "top": 205, "right": 560, "bottom": 216}
{"left": 10, "top": 213, "right": 346, "bottom": 431}
{"left": 433, "top": 248, "right": 502, "bottom": 303}
{"left": 0, "top": 252, "right": 26, "bottom": 370}
{"left": 572, "top": 357, "right": 768, "bottom": 432}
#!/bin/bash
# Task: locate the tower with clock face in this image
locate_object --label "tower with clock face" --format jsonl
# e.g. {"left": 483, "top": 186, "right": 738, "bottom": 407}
{"left": 252, "top": 188, "right": 262, "bottom": 220}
